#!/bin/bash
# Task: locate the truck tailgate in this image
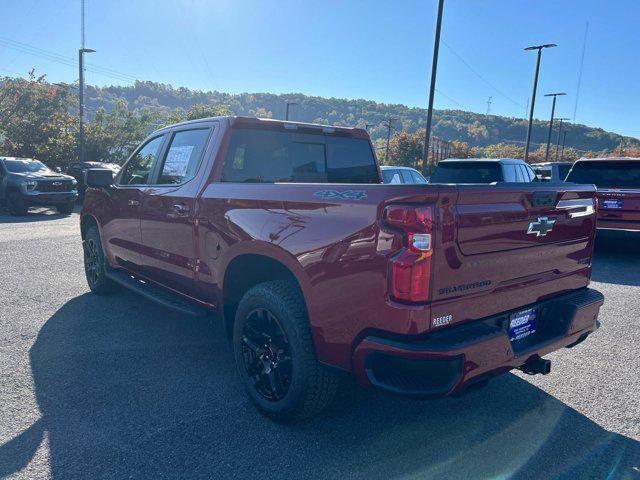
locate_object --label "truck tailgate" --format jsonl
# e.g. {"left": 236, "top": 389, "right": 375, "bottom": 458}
{"left": 429, "top": 184, "right": 597, "bottom": 323}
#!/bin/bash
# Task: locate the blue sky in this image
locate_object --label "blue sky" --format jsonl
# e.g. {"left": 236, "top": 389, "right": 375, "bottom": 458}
{"left": 1, "top": 0, "right": 638, "bottom": 138}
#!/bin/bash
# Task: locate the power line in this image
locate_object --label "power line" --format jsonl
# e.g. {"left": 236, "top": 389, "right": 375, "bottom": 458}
{"left": 573, "top": 21, "right": 589, "bottom": 122}
{"left": 442, "top": 40, "right": 525, "bottom": 109}
{"left": 0, "top": 37, "right": 138, "bottom": 82}
{"left": 434, "top": 88, "right": 467, "bottom": 109}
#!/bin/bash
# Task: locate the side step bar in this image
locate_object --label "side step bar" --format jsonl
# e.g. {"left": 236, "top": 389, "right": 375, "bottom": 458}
{"left": 105, "top": 269, "right": 208, "bottom": 317}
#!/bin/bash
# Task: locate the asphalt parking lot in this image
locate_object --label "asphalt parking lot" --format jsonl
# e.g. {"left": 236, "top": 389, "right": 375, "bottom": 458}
{"left": 0, "top": 208, "right": 638, "bottom": 480}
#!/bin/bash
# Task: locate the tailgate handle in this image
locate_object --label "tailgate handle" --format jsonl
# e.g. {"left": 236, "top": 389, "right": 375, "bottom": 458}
{"left": 556, "top": 199, "right": 595, "bottom": 218}
{"left": 532, "top": 192, "right": 556, "bottom": 207}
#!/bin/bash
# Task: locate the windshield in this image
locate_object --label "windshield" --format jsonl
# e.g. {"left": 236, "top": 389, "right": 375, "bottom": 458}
{"left": 430, "top": 161, "right": 502, "bottom": 183}
{"left": 566, "top": 161, "right": 640, "bottom": 188}
{"left": 3, "top": 159, "right": 51, "bottom": 173}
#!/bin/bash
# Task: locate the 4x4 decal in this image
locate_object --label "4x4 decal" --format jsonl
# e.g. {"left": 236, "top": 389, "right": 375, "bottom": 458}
{"left": 314, "top": 189, "right": 367, "bottom": 201}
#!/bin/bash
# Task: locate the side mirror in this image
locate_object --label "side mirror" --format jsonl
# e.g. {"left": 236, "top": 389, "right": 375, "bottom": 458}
{"left": 86, "top": 168, "right": 114, "bottom": 188}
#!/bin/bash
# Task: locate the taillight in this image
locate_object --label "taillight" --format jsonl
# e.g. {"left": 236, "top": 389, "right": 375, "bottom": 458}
{"left": 384, "top": 205, "right": 433, "bottom": 303}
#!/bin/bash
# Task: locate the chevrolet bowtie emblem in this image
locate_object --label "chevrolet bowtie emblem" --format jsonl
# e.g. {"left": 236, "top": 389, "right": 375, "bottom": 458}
{"left": 527, "top": 216, "right": 556, "bottom": 237}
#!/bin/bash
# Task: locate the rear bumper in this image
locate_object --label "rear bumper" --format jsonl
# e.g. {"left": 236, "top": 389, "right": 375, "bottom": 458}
{"left": 352, "top": 287, "right": 604, "bottom": 397}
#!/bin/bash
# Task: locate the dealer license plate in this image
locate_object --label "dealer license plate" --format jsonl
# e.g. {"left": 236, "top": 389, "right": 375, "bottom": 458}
{"left": 509, "top": 307, "right": 538, "bottom": 342}
{"left": 602, "top": 199, "right": 623, "bottom": 209}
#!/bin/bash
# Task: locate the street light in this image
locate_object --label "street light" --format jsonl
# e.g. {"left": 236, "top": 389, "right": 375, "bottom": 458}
{"left": 554, "top": 117, "right": 570, "bottom": 161}
{"left": 78, "top": 47, "right": 95, "bottom": 163}
{"left": 523, "top": 43, "right": 557, "bottom": 162}
{"left": 285, "top": 101, "right": 297, "bottom": 121}
{"left": 544, "top": 92, "right": 566, "bottom": 162}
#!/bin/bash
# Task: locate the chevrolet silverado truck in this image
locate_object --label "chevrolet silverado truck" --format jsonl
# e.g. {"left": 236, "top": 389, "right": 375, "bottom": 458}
{"left": 80, "top": 116, "right": 604, "bottom": 421}
{"left": 566, "top": 157, "right": 640, "bottom": 232}
{"left": 0, "top": 157, "right": 78, "bottom": 215}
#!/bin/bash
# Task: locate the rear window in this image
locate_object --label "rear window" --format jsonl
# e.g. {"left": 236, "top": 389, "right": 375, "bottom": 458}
{"left": 221, "top": 128, "right": 379, "bottom": 183}
{"left": 558, "top": 163, "right": 572, "bottom": 180}
{"left": 533, "top": 166, "right": 551, "bottom": 181}
{"left": 429, "top": 161, "right": 502, "bottom": 183}
{"left": 566, "top": 161, "right": 640, "bottom": 188}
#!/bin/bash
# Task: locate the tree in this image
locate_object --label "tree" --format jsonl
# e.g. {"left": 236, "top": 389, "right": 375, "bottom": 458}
{"left": 386, "top": 129, "right": 424, "bottom": 168}
{"left": 0, "top": 71, "right": 78, "bottom": 169}
{"left": 450, "top": 140, "right": 471, "bottom": 158}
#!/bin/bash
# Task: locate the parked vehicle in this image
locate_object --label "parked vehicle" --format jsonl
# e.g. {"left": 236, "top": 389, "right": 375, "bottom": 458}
{"left": 380, "top": 165, "right": 428, "bottom": 184}
{"left": 67, "top": 161, "right": 120, "bottom": 199}
{"left": 429, "top": 158, "right": 537, "bottom": 184}
{"left": 81, "top": 117, "right": 603, "bottom": 421}
{"left": 532, "top": 162, "right": 573, "bottom": 182}
{"left": 566, "top": 157, "right": 640, "bottom": 232}
{"left": 0, "top": 157, "right": 78, "bottom": 215}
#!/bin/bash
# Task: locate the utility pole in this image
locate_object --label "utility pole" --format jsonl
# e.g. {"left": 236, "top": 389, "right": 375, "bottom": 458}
{"left": 486, "top": 96, "right": 492, "bottom": 115}
{"left": 422, "top": 0, "right": 445, "bottom": 176}
{"left": 523, "top": 44, "right": 557, "bottom": 162}
{"left": 554, "top": 118, "right": 569, "bottom": 161}
{"left": 285, "top": 101, "right": 297, "bottom": 121}
{"left": 544, "top": 92, "right": 566, "bottom": 162}
{"left": 618, "top": 138, "right": 624, "bottom": 157}
{"left": 78, "top": 0, "right": 95, "bottom": 163}
{"left": 383, "top": 117, "right": 397, "bottom": 164}
{"left": 560, "top": 131, "right": 567, "bottom": 161}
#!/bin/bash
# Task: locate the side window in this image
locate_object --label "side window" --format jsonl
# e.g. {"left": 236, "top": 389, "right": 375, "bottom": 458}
{"left": 119, "top": 135, "right": 165, "bottom": 186}
{"left": 389, "top": 170, "right": 402, "bottom": 184}
{"left": 503, "top": 165, "right": 517, "bottom": 182}
{"left": 524, "top": 165, "right": 536, "bottom": 182}
{"left": 514, "top": 165, "right": 525, "bottom": 182}
{"left": 400, "top": 170, "right": 413, "bottom": 183}
{"left": 411, "top": 170, "right": 427, "bottom": 184}
{"left": 157, "top": 128, "right": 211, "bottom": 185}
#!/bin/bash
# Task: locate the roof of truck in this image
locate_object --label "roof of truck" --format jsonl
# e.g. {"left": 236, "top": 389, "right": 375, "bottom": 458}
{"left": 575, "top": 157, "right": 640, "bottom": 162}
{"left": 156, "top": 116, "right": 370, "bottom": 139}
{"left": 439, "top": 158, "right": 526, "bottom": 164}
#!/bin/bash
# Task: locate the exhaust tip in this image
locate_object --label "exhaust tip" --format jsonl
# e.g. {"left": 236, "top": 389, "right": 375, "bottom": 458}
{"left": 519, "top": 357, "right": 551, "bottom": 376}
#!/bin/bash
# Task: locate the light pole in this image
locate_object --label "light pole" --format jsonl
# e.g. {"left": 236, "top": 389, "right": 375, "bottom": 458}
{"left": 285, "top": 101, "right": 297, "bottom": 121}
{"left": 523, "top": 44, "right": 557, "bottom": 162}
{"left": 554, "top": 117, "right": 569, "bottom": 161}
{"left": 78, "top": 47, "right": 95, "bottom": 163}
{"left": 422, "top": 0, "right": 445, "bottom": 176}
{"left": 544, "top": 92, "right": 566, "bottom": 162}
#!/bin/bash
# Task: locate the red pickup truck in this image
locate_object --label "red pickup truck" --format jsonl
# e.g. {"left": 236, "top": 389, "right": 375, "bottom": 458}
{"left": 566, "top": 157, "right": 640, "bottom": 232}
{"left": 81, "top": 116, "right": 604, "bottom": 421}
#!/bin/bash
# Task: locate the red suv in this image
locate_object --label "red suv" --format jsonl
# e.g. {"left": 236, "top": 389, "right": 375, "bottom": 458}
{"left": 566, "top": 158, "right": 640, "bottom": 232}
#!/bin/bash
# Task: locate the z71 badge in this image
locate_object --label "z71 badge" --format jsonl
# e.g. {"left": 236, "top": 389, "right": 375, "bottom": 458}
{"left": 314, "top": 189, "right": 367, "bottom": 201}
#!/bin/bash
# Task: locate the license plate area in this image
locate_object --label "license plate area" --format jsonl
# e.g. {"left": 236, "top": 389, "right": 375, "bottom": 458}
{"left": 509, "top": 307, "right": 538, "bottom": 342}
{"left": 602, "top": 199, "right": 623, "bottom": 209}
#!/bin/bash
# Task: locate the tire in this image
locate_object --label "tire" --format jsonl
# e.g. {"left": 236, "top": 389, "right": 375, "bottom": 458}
{"left": 57, "top": 201, "right": 75, "bottom": 215}
{"left": 83, "top": 226, "right": 117, "bottom": 295}
{"left": 7, "top": 192, "right": 28, "bottom": 216}
{"left": 233, "top": 280, "right": 339, "bottom": 422}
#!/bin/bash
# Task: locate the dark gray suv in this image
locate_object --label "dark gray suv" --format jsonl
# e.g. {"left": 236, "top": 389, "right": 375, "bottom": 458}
{"left": 0, "top": 157, "right": 78, "bottom": 216}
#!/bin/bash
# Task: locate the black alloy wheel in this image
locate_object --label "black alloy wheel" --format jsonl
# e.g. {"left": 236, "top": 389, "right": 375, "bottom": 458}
{"left": 241, "top": 307, "right": 292, "bottom": 401}
{"left": 83, "top": 237, "right": 100, "bottom": 288}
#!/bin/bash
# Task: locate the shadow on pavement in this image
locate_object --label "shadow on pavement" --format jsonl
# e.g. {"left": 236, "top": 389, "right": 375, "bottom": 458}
{"left": 1, "top": 292, "right": 638, "bottom": 479}
{"left": 0, "top": 206, "right": 79, "bottom": 224}
{"left": 592, "top": 232, "right": 640, "bottom": 286}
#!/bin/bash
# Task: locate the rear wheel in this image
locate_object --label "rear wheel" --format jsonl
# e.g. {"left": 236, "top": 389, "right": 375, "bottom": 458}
{"left": 233, "top": 281, "right": 339, "bottom": 422}
{"left": 83, "top": 226, "right": 117, "bottom": 295}
{"left": 7, "top": 192, "right": 28, "bottom": 216}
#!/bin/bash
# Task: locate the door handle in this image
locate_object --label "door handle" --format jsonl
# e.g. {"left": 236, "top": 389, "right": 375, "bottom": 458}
{"left": 127, "top": 199, "right": 140, "bottom": 206}
{"left": 168, "top": 203, "right": 190, "bottom": 218}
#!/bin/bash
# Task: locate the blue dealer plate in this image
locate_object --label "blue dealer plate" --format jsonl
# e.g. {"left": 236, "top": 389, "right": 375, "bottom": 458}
{"left": 602, "top": 199, "right": 623, "bottom": 209}
{"left": 509, "top": 307, "right": 538, "bottom": 342}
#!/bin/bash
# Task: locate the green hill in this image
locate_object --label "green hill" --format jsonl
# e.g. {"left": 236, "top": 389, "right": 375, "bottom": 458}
{"left": 82, "top": 80, "right": 637, "bottom": 153}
